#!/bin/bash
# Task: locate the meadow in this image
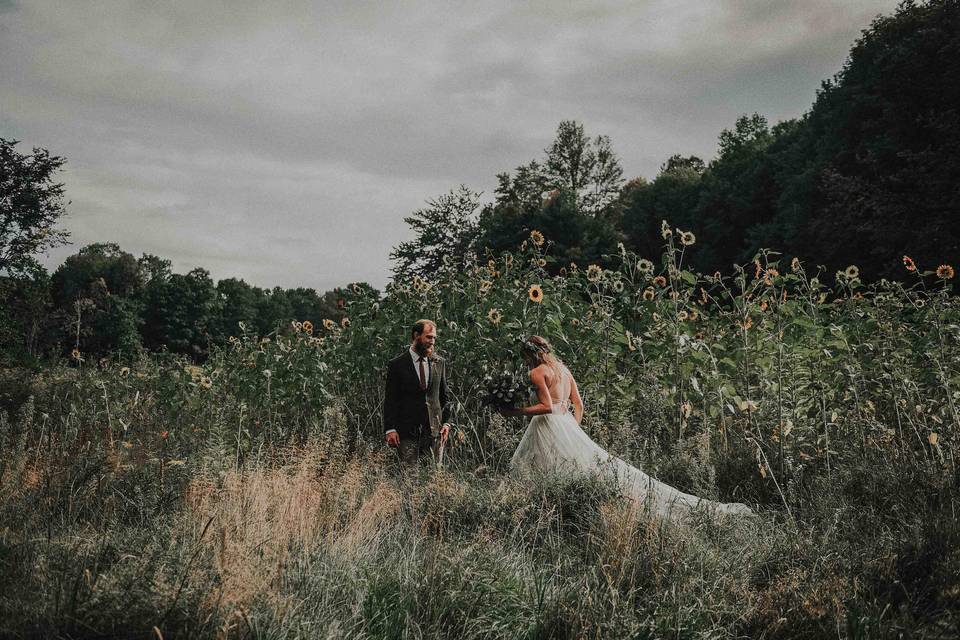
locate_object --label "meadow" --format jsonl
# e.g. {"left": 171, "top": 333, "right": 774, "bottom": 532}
{"left": 1, "top": 231, "right": 958, "bottom": 639}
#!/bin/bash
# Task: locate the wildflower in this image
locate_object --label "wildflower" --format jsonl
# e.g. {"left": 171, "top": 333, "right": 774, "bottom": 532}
{"left": 488, "top": 259, "right": 496, "bottom": 274}
{"left": 653, "top": 275, "right": 667, "bottom": 287}
{"left": 528, "top": 284, "right": 544, "bottom": 303}
{"left": 538, "top": 258, "right": 547, "bottom": 268}
{"left": 791, "top": 257, "right": 801, "bottom": 273}
{"left": 903, "top": 255, "right": 916, "bottom": 272}
{"left": 479, "top": 279, "right": 493, "bottom": 295}
{"left": 291, "top": 320, "right": 303, "bottom": 332}
{"left": 680, "top": 402, "right": 692, "bottom": 419}
{"left": 200, "top": 376, "right": 213, "bottom": 389}
{"left": 638, "top": 258, "right": 654, "bottom": 274}
{"left": 341, "top": 317, "right": 351, "bottom": 328}
{"left": 302, "top": 320, "right": 313, "bottom": 334}
{"left": 689, "top": 309, "right": 699, "bottom": 321}
{"left": 322, "top": 318, "right": 336, "bottom": 331}
{"left": 845, "top": 265, "right": 860, "bottom": 279}
{"left": 652, "top": 312, "right": 662, "bottom": 323}
{"left": 764, "top": 268, "right": 779, "bottom": 286}
{"left": 309, "top": 337, "right": 323, "bottom": 347}
{"left": 569, "top": 262, "right": 578, "bottom": 273}
{"left": 586, "top": 264, "right": 603, "bottom": 283}
{"left": 677, "top": 310, "right": 689, "bottom": 321}
{"left": 570, "top": 318, "right": 580, "bottom": 326}
{"left": 160, "top": 431, "right": 169, "bottom": 440}
{"left": 642, "top": 287, "right": 655, "bottom": 301}
{"left": 660, "top": 220, "right": 672, "bottom": 239}
{"left": 487, "top": 308, "right": 502, "bottom": 325}
{"left": 936, "top": 264, "right": 954, "bottom": 279}
{"left": 71, "top": 348, "right": 82, "bottom": 362}
{"left": 119, "top": 366, "right": 130, "bottom": 377}
{"left": 529, "top": 230, "right": 545, "bottom": 246}
{"left": 352, "top": 283, "right": 362, "bottom": 294}
{"left": 612, "top": 279, "right": 624, "bottom": 293}
{"left": 740, "top": 316, "right": 754, "bottom": 331}
{"left": 679, "top": 231, "right": 696, "bottom": 246}
{"left": 559, "top": 267, "right": 567, "bottom": 277}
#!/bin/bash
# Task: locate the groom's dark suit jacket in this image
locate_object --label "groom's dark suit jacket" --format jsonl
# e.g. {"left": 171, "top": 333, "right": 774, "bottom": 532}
{"left": 383, "top": 351, "right": 450, "bottom": 440}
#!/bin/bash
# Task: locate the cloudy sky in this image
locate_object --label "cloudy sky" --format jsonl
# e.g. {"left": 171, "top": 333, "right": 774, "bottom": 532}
{"left": 1, "top": 0, "right": 898, "bottom": 292}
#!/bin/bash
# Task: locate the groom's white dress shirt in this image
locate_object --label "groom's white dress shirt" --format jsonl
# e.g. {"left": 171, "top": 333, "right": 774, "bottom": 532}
{"left": 385, "top": 346, "right": 430, "bottom": 437}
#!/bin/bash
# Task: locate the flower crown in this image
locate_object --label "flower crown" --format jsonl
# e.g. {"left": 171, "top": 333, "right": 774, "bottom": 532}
{"left": 517, "top": 335, "right": 549, "bottom": 354}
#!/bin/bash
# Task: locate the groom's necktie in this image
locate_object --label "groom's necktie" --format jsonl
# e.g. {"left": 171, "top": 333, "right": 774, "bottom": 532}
{"left": 418, "top": 357, "right": 427, "bottom": 390}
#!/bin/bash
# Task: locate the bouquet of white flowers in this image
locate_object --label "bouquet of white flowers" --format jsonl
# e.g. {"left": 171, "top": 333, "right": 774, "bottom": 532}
{"left": 481, "top": 370, "right": 524, "bottom": 409}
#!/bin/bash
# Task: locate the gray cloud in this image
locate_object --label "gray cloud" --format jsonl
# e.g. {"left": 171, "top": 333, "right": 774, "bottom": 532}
{"left": 0, "top": 0, "right": 898, "bottom": 291}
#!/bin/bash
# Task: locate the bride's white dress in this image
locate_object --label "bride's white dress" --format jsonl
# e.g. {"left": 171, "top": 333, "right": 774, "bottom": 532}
{"left": 510, "top": 366, "right": 753, "bottom": 519}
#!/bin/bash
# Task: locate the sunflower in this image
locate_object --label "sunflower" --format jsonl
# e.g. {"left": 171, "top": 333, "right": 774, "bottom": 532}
{"left": 660, "top": 220, "right": 672, "bottom": 239}
{"left": 586, "top": 264, "right": 602, "bottom": 283}
{"left": 200, "top": 376, "right": 213, "bottom": 389}
{"left": 638, "top": 258, "right": 654, "bottom": 274}
{"left": 936, "top": 264, "right": 955, "bottom": 279}
{"left": 612, "top": 279, "right": 624, "bottom": 293}
{"left": 487, "top": 308, "right": 502, "bottom": 324}
{"left": 845, "top": 265, "right": 860, "bottom": 279}
{"left": 679, "top": 231, "right": 696, "bottom": 246}
{"left": 642, "top": 287, "right": 655, "bottom": 301}
{"left": 699, "top": 287, "right": 709, "bottom": 305}
{"left": 302, "top": 320, "right": 313, "bottom": 334}
{"left": 653, "top": 275, "right": 667, "bottom": 287}
{"left": 569, "top": 262, "right": 578, "bottom": 273}
{"left": 322, "top": 318, "right": 336, "bottom": 331}
{"left": 559, "top": 267, "right": 567, "bottom": 277}
{"left": 487, "top": 259, "right": 497, "bottom": 274}
{"left": 479, "top": 279, "right": 493, "bottom": 295}
{"left": 291, "top": 320, "right": 303, "bottom": 332}
{"left": 570, "top": 318, "right": 580, "bottom": 326}
{"left": 677, "top": 310, "right": 689, "bottom": 321}
{"left": 537, "top": 258, "right": 547, "bottom": 268}
{"left": 341, "top": 317, "right": 351, "bottom": 328}
{"left": 763, "top": 268, "right": 779, "bottom": 286}
{"left": 529, "top": 230, "right": 545, "bottom": 246}
{"left": 903, "top": 255, "right": 916, "bottom": 272}
{"left": 528, "top": 284, "right": 544, "bottom": 303}
{"left": 119, "top": 366, "right": 130, "bottom": 377}
{"left": 791, "top": 257, "right": 801, "bottom": 273}
{"left": 740, "top": 316, "right": 753, "bottom": 331}
{"left": 70, "top": 348, "right": 82, "bottom": 362}
{"left": 352, "top": 283, "right": 362, "bottom": 294}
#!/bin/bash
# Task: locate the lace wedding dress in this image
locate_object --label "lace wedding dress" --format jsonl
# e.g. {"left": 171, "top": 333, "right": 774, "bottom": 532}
{"left": 510, "top": 365, "right": 753, "bottom": 519}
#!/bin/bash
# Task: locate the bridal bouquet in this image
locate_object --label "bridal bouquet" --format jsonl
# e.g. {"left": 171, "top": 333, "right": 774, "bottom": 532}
{"left": 480, "top": 370, "right": 524, "bottom": 409}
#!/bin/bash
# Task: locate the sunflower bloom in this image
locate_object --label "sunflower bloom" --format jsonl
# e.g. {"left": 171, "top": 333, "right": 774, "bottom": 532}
{"left": 740, "top": 316, "right": 753, "bottom": 331}
{"left": 903, "top": 255, "right": 916, "bottom": 272}
{"left": 200, "top": 376, "right": 213, "bottom": 389}
{"left": 479, "top": 279, "right": 493, "bottom": 295}
{"left": 679, "top": 231, "right": 696, "bottom": 246}
{"left": 322, "top": 318, "right": 336, "bottom": 331}
{"left": 661, "top": 220, "right": 672, "bottom": 239}
{"left": 845, "top": 265, "right": 859, "bottom": 279}
{"left": 528, "top": 284, "right": 544, "bottom": 303}
{"left": 341, "top": 317, "right": 351, "bottom": 328}
{"left": 642, "top": 287, "right": 655, "bottom": 301}
{"left": 487, "top": 308, "right": 502, "bottom": 324}
{"left": 936, "top": 264, "right": 954, "bottom": 279}
{"left": 638, "top": 258, "right": 654, "bottom": 274}
{"left": 586, "top": 264, "right": 602, "bottom": 283}
{"left": 612, "top": 279, "right": 624, "bottom": 293}
{"left": 764, "top": 268, "right": 779, "bottom": 286}
{"left": 677, "top": 310, "right": 689, "bottom": 321}
{"left": 71, "top": 348, "right": 82, "bottom": 362}
{"left": 791, "top": 257, "right": 801, "bottom": 273}
{"left": 302, "top": 320, "right": 313, "bottom": 334}
{"left": 537, "top": 258, "right": 547, "bottom": 268}
{"left": 529, "top": 230, "right": 545, "bottom": 246}
{"left": 653, "top": 275, "right": 667, "bottom": 287}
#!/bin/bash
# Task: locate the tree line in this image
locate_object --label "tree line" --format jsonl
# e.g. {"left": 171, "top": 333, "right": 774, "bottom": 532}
{"left": 3, "top": 0, "right": 957, "bottom": 365}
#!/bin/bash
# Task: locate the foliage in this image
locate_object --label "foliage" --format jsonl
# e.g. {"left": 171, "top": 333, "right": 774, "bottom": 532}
{"left": 0, "top": 138, "right": 69, "bottom": 273}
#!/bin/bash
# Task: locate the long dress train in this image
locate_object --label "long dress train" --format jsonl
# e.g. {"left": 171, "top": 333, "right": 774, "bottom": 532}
{"left": 510, "top": 368, "right": 753, "bottom": 519}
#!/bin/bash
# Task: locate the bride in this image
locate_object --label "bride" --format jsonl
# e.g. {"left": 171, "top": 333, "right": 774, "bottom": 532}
{"left": 501, "top": 335, "right": 753, "bottom": 518}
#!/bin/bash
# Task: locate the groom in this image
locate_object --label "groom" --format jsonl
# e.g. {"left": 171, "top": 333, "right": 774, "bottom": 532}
{"left": 383, "top": 319, "right": 451, "bottom": 464}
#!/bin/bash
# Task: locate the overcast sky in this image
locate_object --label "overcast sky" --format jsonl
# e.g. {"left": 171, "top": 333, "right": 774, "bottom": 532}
{"left": 1, "top": 0, "right": 899, "bottom": 292}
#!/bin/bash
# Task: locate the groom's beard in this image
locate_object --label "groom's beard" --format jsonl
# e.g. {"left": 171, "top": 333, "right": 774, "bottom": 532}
{"left": 414, "top": 343, "right": 434, "bottom": 358}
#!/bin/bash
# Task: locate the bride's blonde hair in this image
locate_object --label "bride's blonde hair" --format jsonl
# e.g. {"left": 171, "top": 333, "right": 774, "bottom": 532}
{"left": 520, "top": 335, "right": 565, "bottom": 379}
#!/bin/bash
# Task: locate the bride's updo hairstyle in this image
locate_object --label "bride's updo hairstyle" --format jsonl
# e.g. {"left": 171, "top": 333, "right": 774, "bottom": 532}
{"left": 519, "top": 335, "right": 564, "bottom": 377}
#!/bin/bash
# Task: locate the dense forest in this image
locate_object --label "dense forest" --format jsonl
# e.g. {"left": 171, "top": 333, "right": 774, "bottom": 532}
{"left": 2, "top": 0, "right": 957, "bottom": 367}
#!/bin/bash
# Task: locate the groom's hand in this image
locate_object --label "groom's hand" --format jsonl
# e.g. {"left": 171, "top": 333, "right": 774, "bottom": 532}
{"left": 386, "top": 431, "right": 400, "bottom": 448}
{"left": 440, "top": 423, "right": 450, "bottom": 445}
